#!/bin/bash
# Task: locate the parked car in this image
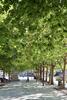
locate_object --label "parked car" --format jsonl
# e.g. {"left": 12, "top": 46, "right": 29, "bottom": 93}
{"left": 0, "top": 78, "right": 9, "bottom": 83}
{"left": 54, "top": 71, "right": 62, "bottom": 77}
{"left": 18, "top": 71, "right": 36, "bottom": 81}
{"left": 54, "top": 70, "right": 63, "bottom": 86}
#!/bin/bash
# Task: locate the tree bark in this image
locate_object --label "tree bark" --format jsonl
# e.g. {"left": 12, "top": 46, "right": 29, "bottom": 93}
{"left": 62, "top": 57, "right": 66, "bottom": 88}
{"left": 2, "top": 68, "right": 5, "bottom": 83}
{"left": 35, "top": 67, "right": 38, "bottom": 81}
{"left": 3, "top": 70, "right": 5, "bottom": 79}
{"left": 45, "top": 67, "right": 48, "bottom": 82}
{"left": 42, "top": 65, "right": 44, "bottom": 86}
{"left": 49, "top": 64, "right": 54, "bottom": 85}
{"left": 8, "top": 70, "right": 11, "bottom": 82}
{"left": 40, "top": 66, "right": 42, "bottom": 81}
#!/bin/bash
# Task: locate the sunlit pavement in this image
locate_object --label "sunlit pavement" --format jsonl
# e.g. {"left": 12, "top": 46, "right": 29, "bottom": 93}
{"left": 0, "top": 81, "right": 67, "bottom": 100}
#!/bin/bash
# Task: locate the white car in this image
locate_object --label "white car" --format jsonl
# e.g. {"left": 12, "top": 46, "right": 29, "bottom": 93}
{"left": 18, "top": 72, "right": 35, "bottom": 81}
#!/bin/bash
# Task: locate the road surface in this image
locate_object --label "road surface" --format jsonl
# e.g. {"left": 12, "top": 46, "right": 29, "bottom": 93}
{"left": 0, "top": 81, "right": 67, "bottom": 100}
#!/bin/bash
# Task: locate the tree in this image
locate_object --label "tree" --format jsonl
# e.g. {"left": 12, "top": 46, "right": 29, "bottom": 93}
{"left": 0, "top": 0, "right": 67, "bottom": 86}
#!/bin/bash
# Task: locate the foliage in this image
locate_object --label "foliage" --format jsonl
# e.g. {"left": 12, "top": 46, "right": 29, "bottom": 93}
{"left": 0, "top": 0, "right": 67, "bottom": 72}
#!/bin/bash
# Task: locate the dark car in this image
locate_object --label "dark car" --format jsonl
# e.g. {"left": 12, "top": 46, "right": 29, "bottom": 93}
{"left": 0, "top": 78, "right": 9, "bottom": 83}
{"left": 54, "top": 71, "right": 62, "bottom": 76}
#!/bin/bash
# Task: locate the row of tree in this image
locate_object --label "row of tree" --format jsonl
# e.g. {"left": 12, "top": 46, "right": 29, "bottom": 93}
{"left": 0, "top": 0, "right": 67, "bottom": 87}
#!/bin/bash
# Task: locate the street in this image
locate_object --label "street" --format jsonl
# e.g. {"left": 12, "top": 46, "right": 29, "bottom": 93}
{"left": 0, "top": 81, "right": 67, "bottom": 100}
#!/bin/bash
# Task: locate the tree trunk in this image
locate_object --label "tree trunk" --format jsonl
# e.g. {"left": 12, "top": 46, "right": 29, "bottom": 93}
{"left": 40, "top": 66, "right": 42, "bottom": 81}
{"left": 8, "top": 70, "right": 11, "bottom": 82}
{"left": 49, "top": 64, "right": 54, "bottom": 85}
{"left": 45, "top": 67, "right": 48, "bottom": 82}
{"left": 35, "top": 67, "right": 38, "bottom": 81}
{"left": 26, "top": 72, "right": 29, "bottom": 82}
{"left": 36, "top": 67, "right": 39, "bottom": 80}
{"left": 62, "top": 57, "right": 66, "bottom": 88}
{"left": 3, "top": 70, "right": 5, "bottom": 79}
{"left": 2, "top": 69, "right": 5, "bottom": 83}
{"left": 42, "top": 66, "right": 44, "bottom": 86}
